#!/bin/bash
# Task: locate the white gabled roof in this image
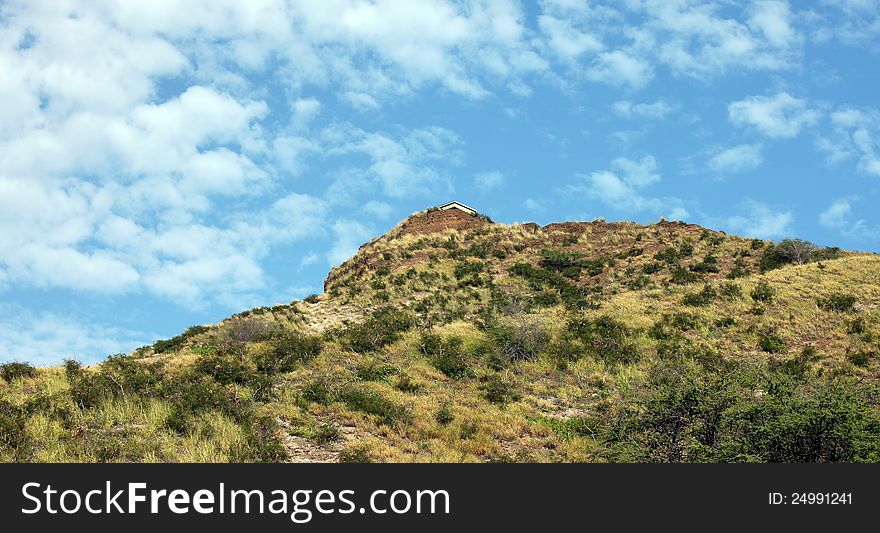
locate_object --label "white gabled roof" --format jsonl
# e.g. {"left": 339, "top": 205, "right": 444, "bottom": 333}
{"left": 437, "top": 201, "right": 477, "bottom": 215}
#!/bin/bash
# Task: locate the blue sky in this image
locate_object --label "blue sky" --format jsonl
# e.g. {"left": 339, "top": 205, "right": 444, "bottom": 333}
{"left": 1, "top": 0, "right": 879, "bottom": 364}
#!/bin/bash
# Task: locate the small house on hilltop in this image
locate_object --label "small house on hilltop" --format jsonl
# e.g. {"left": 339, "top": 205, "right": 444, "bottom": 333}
{"left": 436, "top": 201, "right": 477, "bottom": 216}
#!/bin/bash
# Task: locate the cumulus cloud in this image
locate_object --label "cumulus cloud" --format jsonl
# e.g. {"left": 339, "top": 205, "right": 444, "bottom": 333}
{"left": 0, "top": 304, "right": 151, "bottom": 365}
{"left": 819, "top": 199, "right": 852, "bottom": 229}
{"left": 708, "top": 143, "right": 764, "bottom": 174}
{"left": 728, "top": 92, "right": 819, "bottom": 139}
{"left": 613, "top": 99, "right": 675, "bottom": 120}
{"left": 474, "top": 171, "right": 504, "bottom": 192}
{"left": 819, "top": 198, "right": 878, "bottom": 239}
{"left": 816, "top": 107, "right": 880, "bottom": 177}
{"left": 586, "top": 50, "right": 654, "bottom": 90}
{"left": 571, "top": 155, "right": 686, "bottom": 219}
{"left": 327, "top": 220, "right": 374, "bottom": 266}
{"left": 725, "top": 201, "right": 793, "bottom": 239}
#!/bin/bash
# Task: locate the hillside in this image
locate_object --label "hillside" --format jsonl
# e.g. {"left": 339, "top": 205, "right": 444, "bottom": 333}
{"left": 2, "top": 205, "right": 880, "bottom": 463}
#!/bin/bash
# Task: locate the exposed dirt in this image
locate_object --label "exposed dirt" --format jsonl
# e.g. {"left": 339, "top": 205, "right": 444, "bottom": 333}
{"left": 394, "top": 208, "right": 491, "bottom": 238}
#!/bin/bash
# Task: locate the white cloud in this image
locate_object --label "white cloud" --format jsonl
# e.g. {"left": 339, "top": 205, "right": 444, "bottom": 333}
{"left": 341, "top": 91, "right": 381, "bottom": 111}
{"left": 708, "top": 143, "right": 764, "bottom": 174}
{"left": 362, "top": 200, "right": 394, "bottom": 219}
{"left": 818, "top": 198, "right": 879, "bottom": 239}
{"left": 748, "top": 1, "right": 797, "bottom": 47}
{"left": 631, "top": 0, "right": 802, "bottom": 79}
{"left": 587, "top": 50, "right": 654, "bottom": 90}
{"left": 327, "top": 220, "right": 374, "bottom": 266}
{"left": 570, "top": 155, "right": 685, "bottom": 218}
{"left": 474, "top": 171, "right": 504, "bottom": 192}
{"left": 0, "top": 305, "right": 151, "bottom": 365}
{"left": 728, "top": 92, "right": 819, "bottom": 139}
{"left": 323, "top": 125, "right": 462, "bottom": 197}
{"left": 613, "top": 99, "right": 674, "bottom": 120}
{"left": 725, "top": 201, "right": 793, "bottom": 239}
{"left": 524, "top": 198, "right": 546, "bottom": 212}
{"left": 815, "top": 107, "right": 880, "bottom": 177}
{"left": 819, "top": 199, "right": 852, "bottom": 229}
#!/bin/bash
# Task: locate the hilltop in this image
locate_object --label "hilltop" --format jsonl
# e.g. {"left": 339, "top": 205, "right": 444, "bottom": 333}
{"left": 2, "top": 204, "right": 880, "bottom": 463}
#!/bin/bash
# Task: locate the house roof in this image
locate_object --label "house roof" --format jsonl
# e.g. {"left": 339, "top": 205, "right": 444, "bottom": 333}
{"left": 437, "top": 201, "right": 476, "bottom": 214}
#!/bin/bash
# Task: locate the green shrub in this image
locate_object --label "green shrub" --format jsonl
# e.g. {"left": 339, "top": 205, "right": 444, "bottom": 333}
{"left": 487, "top": 319, "right": 549, "bottom": 363}
{"left": 343, "top": 307, "right": 414, "bottom": 353}
{"left": 481, "top": 374, "right": 520, "bottom": 405}
{"left": 642, "top": 262, "right": 663, "bottom": 275}
{"left": 848, "top": 350, "right": 874, "bottom": 368}
{"left": 669, "top": 266, "right": 699, "bottom": 284}
{"left": 650, "top": 312, "right": 703, "bottom": 340}
{"left": 435, "top": 401, "right": 454, "bottom": 426}
{"left": 233, "top": 415, "right": 288, "bottom": 463}
{"left": 302, "top": 378, "right": 334, "bottom": 405}
{"left": 419, "top": 333, "right": 472, "bottom": 379}
{"left": 750, "top": 280, "right": 775, "bottom": 303}
{"left": 717, "top": 282, "right": 743, "bottom": 300}
{"left": 689, "top": 254, "right": 719, "bottom": 273}
{"left": 304, "top": 294, "right": 320, "bottom": 303}
{"left": 682, "top": 284, "right": 717, "bottom": 306}
{"left": 394, "top": 374, "right": 423, "bottom": 394}
{"left": 453, "top": 260, "right": 485, "bottom": 279}
{"left": 256, "top": 332, "right": 322, "bottom": 373}
{"left": 818, "top": 293, "right": 857, "bottom": 313}
{"left": 459, "top": 421, "right": 479, "bottom": 439}
{"left": 568, "top": 315, "right": 640, "bottom": 364}
{"left": 848, "top": 318, "right": 867, "bottom": 335}
{"left": 356, "top": 361, "right": 399, "bottom": 382}
{"left": 0, "top": 400, "right": 30, "bottom": 461}
{"left": 0, "top": 361, "right": 36, "bottom": 382}
{"left": 727, "top": 258, "right": 749, "bottom": 279}
{"left": 152, "top": 325, "right": 210, "bottom": 354}
{"left": 760, "top": 239, "right": 841, "bottom": 271}
{"left": 338, "top": 386, "right": 410, "bottom": 425}
{"left": 600, "top": 359, "right": 880, "bottom": 462}
{"left": 758, "top": 331, "right": 788, "bottom": 353}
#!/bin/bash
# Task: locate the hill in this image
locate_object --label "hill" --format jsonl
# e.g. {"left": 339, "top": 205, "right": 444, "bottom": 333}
{"left": 2, "top": 205, "right": 879, "bottom": 463}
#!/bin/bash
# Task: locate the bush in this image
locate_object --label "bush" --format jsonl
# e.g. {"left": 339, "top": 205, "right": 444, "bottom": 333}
{"left": 233, "top": 415, "right": 288, "bottom": 463}
{"left": 435, "top": 401, "right": 454, "bottom": 426}
{"left": 750, "top": 280, "right": 775, "bottom": 303}
{"left": 338, "top": 386, "right": 410, "bottom": 425}
{"left": 650, "top": 312, "right": 703, "bottom": 340}
{"left": 682, "top": 284, "right": 717, "bottom": 306}
{"left": 689, "top": 254, "right": 719, "bottom": 273}
{"left": 818, "top": 293, "right": 857, "bottom": 313}
{"left": 568, "top": 315, "right": 640, "bottom": 364}
{"left": 355, "top": 361, "right": 399, "bottom": 382}
{"left": 758, "top": 331, "right": 788, "bottom": 353}
{"left": 304, "top": 294, "right": 320, "bottom": 304}
{"left": 343, "top": 307, "right": 414, "bottom": 353}
{"left": 481, "top": 374, "right": 520, "bottom": 405}
{"left": 256, "top": 332, "right": 322, "bottom": 373}
{"left": 419, "top": 333, "right": 472, "bottom": 379}
{"left": 848, "top": 350, "right": 875, "bottom": 368}
{"left": 717, "top": 282, "right": 743, "bottom": 300}
{"left": 487, "top": 317, "right": 549, "bottom": 363}
{"left": 669, "top": 266, "right": 699, "bottom": 285}
{"left": 600, "top": 359, "right": 880, "bottom": 462}
{"left": 394, "top": 374, "right": 423, "bottom": 394}
{"left": 760, "top": 239, "right": 841, "bottom": 271}
{"left": 0, "top": 361, "right": 36, "bottom": 382}
{"left": 0, "top": 400, "right": 30, "bottom": 460}
{"left": 152, "top": 325, "right": 210, "bottom": 354}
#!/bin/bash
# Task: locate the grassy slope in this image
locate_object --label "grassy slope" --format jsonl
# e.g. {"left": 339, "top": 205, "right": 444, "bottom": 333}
{"left": 2, "top": 215, "right": 879, "bottom": 463}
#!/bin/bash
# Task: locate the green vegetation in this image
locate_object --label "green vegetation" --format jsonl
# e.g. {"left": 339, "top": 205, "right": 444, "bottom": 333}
{"left": 3, "top": 212, "right": 879, "bottom": 463}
